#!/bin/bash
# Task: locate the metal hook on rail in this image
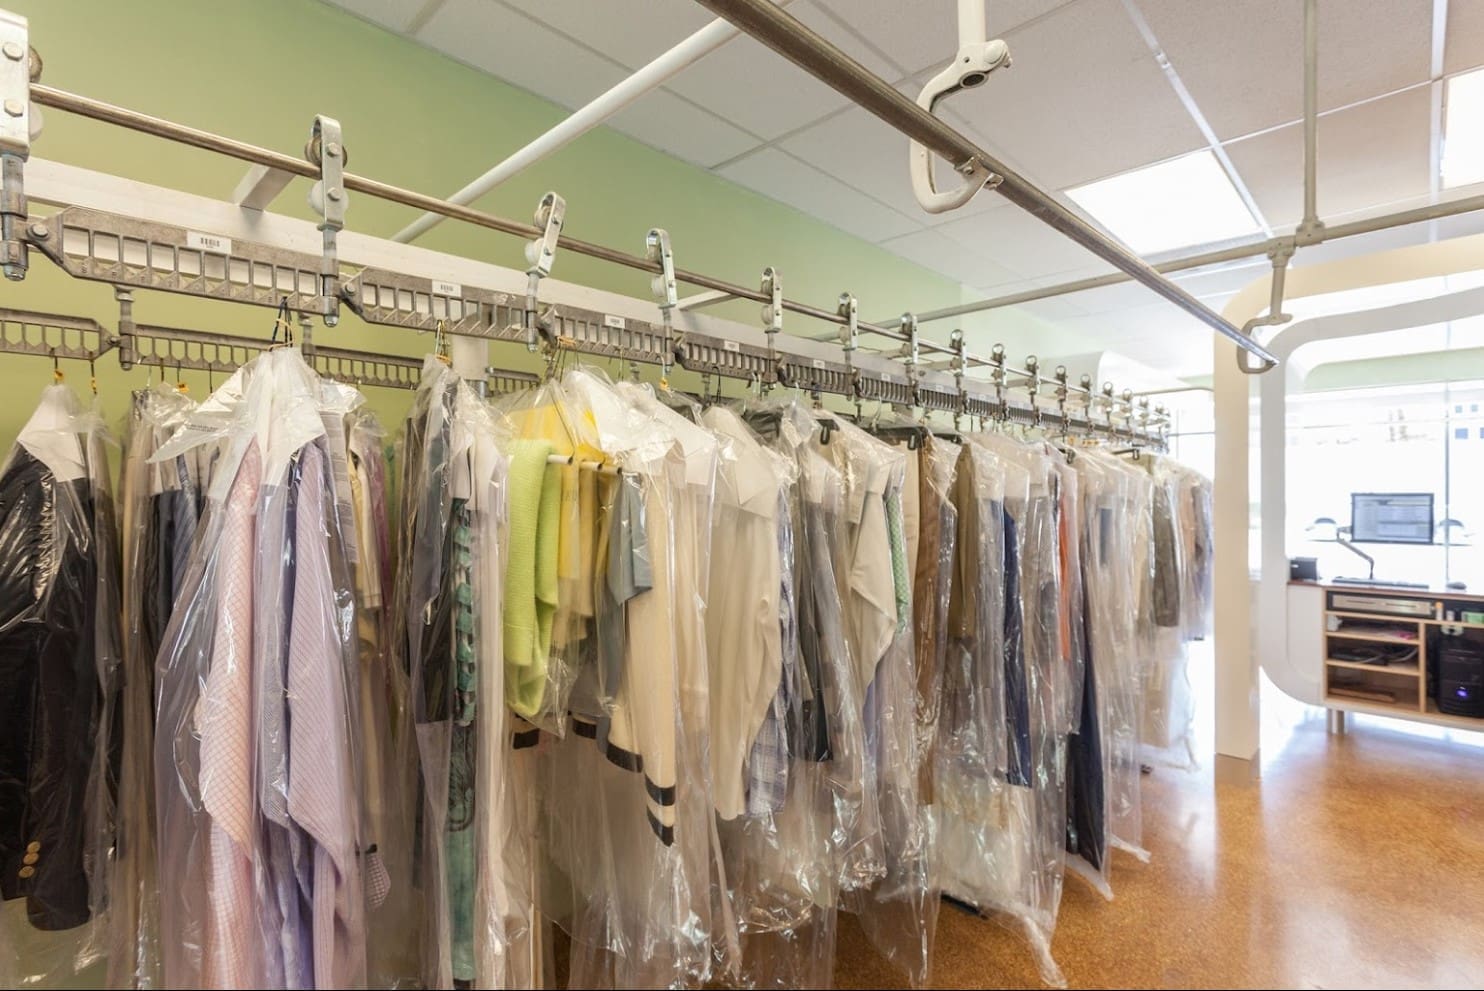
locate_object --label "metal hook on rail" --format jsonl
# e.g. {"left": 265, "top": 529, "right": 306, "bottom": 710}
{"left": 515, "top": 191, "right": 565, "bottom": 352}
{"left": 0, "top": 12, "right": 38, "bottom": 282}
{"left": 646, "top": 227, "right": 677, "bottom": 383}
{"left": 306, "top": 115, "right": 345, "bottom": 327}
{"left": 761, "top": 266, "right": 783, "bottom": 388}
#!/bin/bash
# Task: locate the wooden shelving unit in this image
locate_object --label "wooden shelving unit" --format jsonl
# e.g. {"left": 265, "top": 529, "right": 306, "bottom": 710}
{"left": 1320, "top": 590, "right": 1484, "bottom": 726}
{"left": 1322, "top": 610, "right": 1425, "bottom": 717}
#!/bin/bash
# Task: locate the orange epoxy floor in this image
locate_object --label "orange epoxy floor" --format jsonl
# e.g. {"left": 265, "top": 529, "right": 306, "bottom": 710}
{"left": 836, "top": 679, "right": 1484, "bottom": 989}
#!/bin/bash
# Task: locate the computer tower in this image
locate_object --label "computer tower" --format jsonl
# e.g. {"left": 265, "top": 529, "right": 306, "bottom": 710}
{"left": 1436, "top": 641, "right": 1484, "bottom": 718}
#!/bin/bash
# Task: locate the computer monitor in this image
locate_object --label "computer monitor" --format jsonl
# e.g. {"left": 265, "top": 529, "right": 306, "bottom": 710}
{"left": 1350, "top": 492, "right": 1434, "bottom": 544}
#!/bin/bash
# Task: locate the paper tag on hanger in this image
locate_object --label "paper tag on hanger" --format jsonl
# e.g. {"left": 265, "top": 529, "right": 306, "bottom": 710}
{"left": 722, "top": 340, "right": 740, "bottom": 353}
{"left": 432, "top": 280, "right": 462, "bottom": 298}
{"left": 186, "top": 230, "right": 232, "bottom": 255}
{"left": 604, "top": 314, "right": 626, "bottom": 330}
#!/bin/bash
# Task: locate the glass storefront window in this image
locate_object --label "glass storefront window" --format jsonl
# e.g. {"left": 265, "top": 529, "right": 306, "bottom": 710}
{"left": 1285, "top": 380, "right": 1484, "bottom": 587}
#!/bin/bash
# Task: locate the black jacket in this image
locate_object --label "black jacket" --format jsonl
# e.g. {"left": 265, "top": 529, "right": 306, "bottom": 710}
{"left": 0, "top": 445, "right": 112, "bottom": 931}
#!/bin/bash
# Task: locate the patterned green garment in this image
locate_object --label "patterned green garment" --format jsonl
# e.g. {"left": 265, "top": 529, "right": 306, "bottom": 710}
{"left": 447, "top": 499, "right": 477, "bottom": 982}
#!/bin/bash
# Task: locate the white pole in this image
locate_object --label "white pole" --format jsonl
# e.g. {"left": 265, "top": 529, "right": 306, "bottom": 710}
{"left": 393, "top": 2, "right": 793, "bottom": 245}
{"left": 957, "top": 0, "right": 986, "bottom": 49}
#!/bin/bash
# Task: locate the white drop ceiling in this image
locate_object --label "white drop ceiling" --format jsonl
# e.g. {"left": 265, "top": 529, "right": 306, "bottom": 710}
{"left": 323, "top": 0, "right": 1484, "bottom": 379}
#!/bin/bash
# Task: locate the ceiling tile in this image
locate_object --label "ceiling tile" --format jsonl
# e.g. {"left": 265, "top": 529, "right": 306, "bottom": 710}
{"left": 718, "top": 148, "right": 922, "bottom": 242}
{"left": 1224, "top": 86, "right": 1433, "bottom": 229}
{"left": 1012, "top": 296, "right": 1091, "bottom": 321}
{"left": 1138, "top": 0, "right": 1433, "bottom": 141}
{"left": 784, "top": 1, "right": 905, "bottom": 81}
{"left": 496, "top": 0, "right": 711, "bottom": 69}
{"left": 936, "top": 200, "right": 1116, "bottom": 282}
{"left": 947, "top": 0, "right": 1207, "bottom": 191}
{"left": 777, "top": 102, "right": 1036, "bottom": 227}
{"left": 816, "top": 0, "right": 1073, "bottom": 78}
{"left": 778, "top": 106, "right": 999, "bottom": 224}
{"left": 323, "top": 0, "right": 419, "bottom": 31}
{"left": 661, "top": 1, "right": 902, "bottom": 140}
{"left": 418, "top": 0, "right": 623, "bottom": 110}
{"left": 877, "top": 228, "right": 1023, "bottom": 289}
{"left": 1445, "top": 0, "right": 1484, "bottom": 75}
{"left": 607, "top": 91, "right": 763, "bottom": 167}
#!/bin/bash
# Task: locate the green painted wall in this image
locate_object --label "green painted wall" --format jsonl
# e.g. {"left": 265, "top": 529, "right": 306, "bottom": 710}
{"left": 0, "top": 0, "right": 1037, "bottom": 450}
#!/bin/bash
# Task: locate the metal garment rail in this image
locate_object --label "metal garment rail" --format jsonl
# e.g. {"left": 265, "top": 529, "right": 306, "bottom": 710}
{"left": 13, "top": 137, "right": 1167, "bottom": 442}
{"left": 690, "top": 0, "right": 1277, "bottom": 366}
{"left": 25, "top": 78, "right": 1274, "bottom": 370}
{"left": 27, "top": 84, "right": 886, "bottom": 338}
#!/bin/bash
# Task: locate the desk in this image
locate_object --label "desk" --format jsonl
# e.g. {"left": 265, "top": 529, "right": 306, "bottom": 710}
{"left": 1287, "top": 580, "right": 1484, "bottom": 732}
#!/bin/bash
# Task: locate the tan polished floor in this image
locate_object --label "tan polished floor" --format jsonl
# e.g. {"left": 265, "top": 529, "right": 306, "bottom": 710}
{"left": 836, "top": 679, "right": 1484, "bottom": 989}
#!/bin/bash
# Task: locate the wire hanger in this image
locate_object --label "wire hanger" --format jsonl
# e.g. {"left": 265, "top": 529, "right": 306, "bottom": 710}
{"left": 51, "top": 348, "right": 62, "bottom": 384}
{"left": 269, "top": 298, "right": 293, "bottom": 349}
{"left": 433, "top": 318, "right": 451, "bottom": 365}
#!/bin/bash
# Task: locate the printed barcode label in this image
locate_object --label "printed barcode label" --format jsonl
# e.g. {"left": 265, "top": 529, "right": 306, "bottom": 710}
{"left": 186, "top": 230, "right": 232, "bottom": 254}
{"left": 722, "top": 340, "right": 741, "bottom": 352}
{"left": 432, "top": 280, "right": 462, "bottom": 297}
{"left": 604, "top": 314, "right": 626, "bottom": 329}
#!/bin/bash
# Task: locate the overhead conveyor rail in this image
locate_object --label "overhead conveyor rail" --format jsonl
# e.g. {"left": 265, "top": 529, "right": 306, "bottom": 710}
{"left": 690, "top": 0, "right": 1279, "bottom": 369}
{"left": 0, "top": 9, "right": 1170, "bottom": 449}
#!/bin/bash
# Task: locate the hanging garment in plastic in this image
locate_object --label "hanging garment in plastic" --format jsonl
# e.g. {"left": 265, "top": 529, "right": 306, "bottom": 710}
{"left": 0, "top": 384, "right": 122, "bottom": 989}
{"left": 151, "top": 348, "right": 367, "bottom": 989}
{"left": 109, "top": 384, "right": 201, "bottom": 990}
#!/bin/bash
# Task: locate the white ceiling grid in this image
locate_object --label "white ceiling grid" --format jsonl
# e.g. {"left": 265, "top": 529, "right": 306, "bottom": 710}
{"left": 324, "top": 0, "right": 1484, "bottom": 377}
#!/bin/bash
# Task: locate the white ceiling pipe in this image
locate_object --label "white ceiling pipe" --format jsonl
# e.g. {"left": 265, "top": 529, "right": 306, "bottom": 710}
{"left": 393, "top": 0, "right": 793, "bottom": 244}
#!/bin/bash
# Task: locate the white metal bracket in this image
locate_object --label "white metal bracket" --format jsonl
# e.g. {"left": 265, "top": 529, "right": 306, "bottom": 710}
{"left": 233, "top": 163, "right": 295, "bottom": 211}
{"left": 646, "top": 227, "right": 677, "bottom": 376}
{"left": 908, "top": 1, "right": 1009, "bottom": 215}
{"left": 0, "top": 10, "right": 32, "bottom": 280}
{"left": 306, "top": 115, "right": 345, "bottom": 326}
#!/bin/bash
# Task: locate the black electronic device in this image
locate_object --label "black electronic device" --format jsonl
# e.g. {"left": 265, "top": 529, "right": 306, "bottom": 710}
{"left": 1289, "top": 557, "right": 1318, "bottom": 581}
{"left": 1436, "top": 642, "right": 1484, "bottom": 718}
{"left": 1350, "top": 492, "right": 1434, "bottom": 544}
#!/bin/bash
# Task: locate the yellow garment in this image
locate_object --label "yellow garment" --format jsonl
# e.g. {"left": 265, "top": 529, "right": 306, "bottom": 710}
{"left": 506, "top": 397, "right": 603, "bottom": 650}
{"left": 504, "top": 438, "right": 559, "bottom": 717}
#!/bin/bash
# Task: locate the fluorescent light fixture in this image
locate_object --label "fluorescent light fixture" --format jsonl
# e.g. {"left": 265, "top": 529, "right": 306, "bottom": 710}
{"left": 1066, "top": 150, "right": 1260, "bottom": 255}
{"left": 1442, "top": 67, "right": 1484, "bottom": 188}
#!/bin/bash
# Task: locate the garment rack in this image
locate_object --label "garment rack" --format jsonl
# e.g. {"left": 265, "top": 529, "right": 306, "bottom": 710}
{"left": 0, "top": 305, "right": 543, "bottom": 395}
{"left": 0, "top": 12, "right": 1167, "bottom": 449}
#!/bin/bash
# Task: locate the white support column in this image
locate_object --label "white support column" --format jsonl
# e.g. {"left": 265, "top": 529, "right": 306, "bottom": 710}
{"left": 1213, "top": 337, "right": 1262, "bottom": 778}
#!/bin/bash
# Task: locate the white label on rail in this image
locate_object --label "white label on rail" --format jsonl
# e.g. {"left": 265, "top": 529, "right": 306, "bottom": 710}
{"left": 881, "top": 372, "right": 891, "bottom": 381}
{"left": 812, "top": 358, "right": 826, "bottom": 369}
{"left": 722, "top": 340, "right": 740, "bottom": 353}
{"left": 432, "top": 280, "right": 462, "bottom": 298}
{"left": 603, "top": 314, "right": 626, "bottom": 330}
{"left": 186, "top": 231, "right": 232, "bottom": 255}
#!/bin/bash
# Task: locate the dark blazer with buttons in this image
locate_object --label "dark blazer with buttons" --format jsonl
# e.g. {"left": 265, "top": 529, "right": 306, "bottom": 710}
{"left": 0, "top": 445, "right": 110, "bottom": 932}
